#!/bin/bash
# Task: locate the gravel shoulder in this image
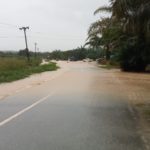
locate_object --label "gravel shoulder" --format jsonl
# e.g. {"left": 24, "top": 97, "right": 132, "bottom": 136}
{"left": 0, "top": 61, "right": 67, "bottom": 101}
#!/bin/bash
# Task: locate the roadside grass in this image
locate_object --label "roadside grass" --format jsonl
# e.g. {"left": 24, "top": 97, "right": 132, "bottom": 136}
{"left": 144, "top": 109, "right": 150, "bottom": 119}
{"left": 100, "top": 64, "right": 120, "bottom": 70}
{"left": 136, "top": 103, "right": 150, "bottom": 122}
{"left": 0, "top": 57, "right": 59, "bottom": 83}
{"left": 98, "top": 60, "right": 120, "bottom": 70}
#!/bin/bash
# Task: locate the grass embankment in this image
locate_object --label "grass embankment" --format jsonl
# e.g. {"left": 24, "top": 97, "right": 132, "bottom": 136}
{"left": 136, "top": 103, "right": 150, "bottom": 121}
{"left": 0, "top": 57, "right": 59, "bottom": 83}
{"left": 99, "top": 61, "right": 120, "bottom": 70}
{"left": 100, "top": 64, "right": 118, "bottom": 69}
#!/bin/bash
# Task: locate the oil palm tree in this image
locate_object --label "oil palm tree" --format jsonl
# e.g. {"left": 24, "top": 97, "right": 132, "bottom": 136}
{"left": 85, "top": 18, "right": 112, "bottom": 59}
{"left": 86, "top": 0, "right": 150, "bottom": 70}
{"left": 94, "top": 0, "right": 150, "bottom": 39}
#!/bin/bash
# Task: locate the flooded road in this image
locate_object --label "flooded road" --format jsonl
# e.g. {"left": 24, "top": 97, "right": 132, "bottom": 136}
{"left": 0, "top": 61, "right": 147, "bottom": 150}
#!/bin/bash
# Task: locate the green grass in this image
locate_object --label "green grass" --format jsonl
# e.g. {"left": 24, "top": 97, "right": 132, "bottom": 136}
{"left": 136, "top": 103, "right": 150, "bottom": 121}
{"left": 144, "top": 109, "right": 150, "bottom": 118}
{"left": 100, "top": 64, "right": 120, "bottom": 70}
{"left": 99, "top": 61, "right": 120, "bottom": 70}
{"left": 0, "top": 57, "right": 59, "bottom": 83}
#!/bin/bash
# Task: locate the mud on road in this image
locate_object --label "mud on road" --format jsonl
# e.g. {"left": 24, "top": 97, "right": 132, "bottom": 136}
{"left": 114, "top": 71, "right": 150, "bottom": 149}
{"left": 0, "top": 61, "right": 149, "bottom": 149}
{"left": 96, "top": 64, "right": 150, "bottom": 149}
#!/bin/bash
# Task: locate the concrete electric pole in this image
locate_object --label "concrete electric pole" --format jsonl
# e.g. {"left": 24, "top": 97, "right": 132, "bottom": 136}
{"left": 34, "top": 42, "right": 37, "bottom": 58}
{"left": 37, "top": 48, "right": 39, "bottom": 57}
{"left": 19, "top": 27, "right": 30, "bottom": 61}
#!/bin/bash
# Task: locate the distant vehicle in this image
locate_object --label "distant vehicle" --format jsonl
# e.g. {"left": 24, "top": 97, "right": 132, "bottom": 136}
{"left": 68, "top": 56, "right": 75, "bottom": 61}
{"left": 83, "top": 58, "right": 93, "bottom": 62}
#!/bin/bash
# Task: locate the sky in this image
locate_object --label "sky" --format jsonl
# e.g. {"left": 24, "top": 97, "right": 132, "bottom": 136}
{"left": 0, "top": 0, "right": 109, "bottom": 52}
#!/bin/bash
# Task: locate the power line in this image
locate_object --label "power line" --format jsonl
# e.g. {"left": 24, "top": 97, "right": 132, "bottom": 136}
{"left": 0, "top": 22, "right": 85, "bottom": 40}
{"left": 0, "top": 36, "right": 24, "bottom": 39}
{"left": 0, "top": 35, "right": 84, "bottom": 40}
{"left": 0, "top": 36, "right": 9, "bottom": 38}
{"left": 0, "top": 22, "right": 85, "bottom": 38}
{"left": 0, "top": 22, "right": 18, "bottom": 28}
{"left": 31, "top": 31, "right": 85, "bottom": 38}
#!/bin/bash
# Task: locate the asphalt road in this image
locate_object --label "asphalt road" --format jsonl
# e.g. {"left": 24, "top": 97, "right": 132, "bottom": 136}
{"left": 0, "top": 62, "right": 146, "bottom": 150}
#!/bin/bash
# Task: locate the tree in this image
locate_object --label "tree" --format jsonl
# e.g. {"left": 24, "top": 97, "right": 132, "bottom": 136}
{"left": 86, "top": 18, "right": 112, "bottom": 60}
{"left": 87, "top": 0, "right": 150, "bottom": 71}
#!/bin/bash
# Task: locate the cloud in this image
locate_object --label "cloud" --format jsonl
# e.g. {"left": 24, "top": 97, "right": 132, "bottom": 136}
{"left": 0, "top": 0, "right": 109, "bottom": 51}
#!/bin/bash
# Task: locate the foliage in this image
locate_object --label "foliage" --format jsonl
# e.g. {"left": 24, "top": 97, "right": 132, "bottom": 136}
{"left": 48, "top": 47, "right": 103, "bottom": 61}
{"left": 119, "top": 38, "right": 150, "bottom": 71}
{"left": 86, "top": 0, "right": 150, "bottom": 71}
{"left": 0, "top": 57, "right": 58, "bottom": 83}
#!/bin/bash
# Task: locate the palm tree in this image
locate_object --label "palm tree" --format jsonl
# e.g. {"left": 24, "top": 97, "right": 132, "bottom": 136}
{"left": 85, "top": 35, "right": 101, "bottom": 49}
{"left": 94, "top": 0, "right": 150, "bottom": 40}
{"left": 85, "top": 18, "right": 112, "bottom": 60}
{"left": 86, "top": 0, "right": 150, "bottom": 70}
{"left": 88, "top": 18, "right": 111, "bottom": 36}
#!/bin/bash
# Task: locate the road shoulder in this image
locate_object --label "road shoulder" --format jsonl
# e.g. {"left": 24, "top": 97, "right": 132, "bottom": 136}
{"left": 113, "top": 71, "right": 150, "bottom": 150}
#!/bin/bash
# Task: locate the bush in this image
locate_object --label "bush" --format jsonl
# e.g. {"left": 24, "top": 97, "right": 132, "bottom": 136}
{"left": 119, "top": 40, "right": 150, "bottom": 72}
{"left": 0, "top": 57, "right": 58, "bottom": 83}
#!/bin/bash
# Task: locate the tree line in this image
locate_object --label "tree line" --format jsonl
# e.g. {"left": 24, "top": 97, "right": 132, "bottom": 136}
{"left": 48, "top": 47, "right": 104, "bottom": 61}
{"left": 86, "top": 0, "right": 150, "bottom": 71}
{"left": 0, "top": 48, "right": 104, "bottom": 62}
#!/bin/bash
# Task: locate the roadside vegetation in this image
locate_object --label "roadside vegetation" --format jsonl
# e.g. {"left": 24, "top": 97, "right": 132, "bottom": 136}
{"left": 136, "top": 103, "right": 150, "bottom": 120}
{"left": 47, "top": 47, "right": 104, "bottom": 61}
{"left": 86, "top": 0, "right": 150, "bottom": 72}
{"left": 10, "top": 1, "right": 149, "bottom": 73}
{"left": 99, "top": 63, "right": 119, "bottom": 70}
{"left": 0, "top": 57, "right": 59, "bottom": 83}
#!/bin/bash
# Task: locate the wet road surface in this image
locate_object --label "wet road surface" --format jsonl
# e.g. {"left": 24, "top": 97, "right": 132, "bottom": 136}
{"left": 0, "top": 62, "right": 146, "bottom": 150}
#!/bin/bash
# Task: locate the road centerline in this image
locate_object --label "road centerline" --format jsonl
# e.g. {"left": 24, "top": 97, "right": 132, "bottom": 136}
{"left": 0, "top": 92, "right": 55, "bottom": 127}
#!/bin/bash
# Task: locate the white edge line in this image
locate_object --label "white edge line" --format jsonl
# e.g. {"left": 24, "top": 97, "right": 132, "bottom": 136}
{"left": 0, "top": 93, "right": 54, "bottom": 127}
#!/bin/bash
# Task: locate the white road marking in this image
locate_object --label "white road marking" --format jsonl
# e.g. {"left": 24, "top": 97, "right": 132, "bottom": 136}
{"left": 0, "top": 93, "right": 54, "bottom": 127}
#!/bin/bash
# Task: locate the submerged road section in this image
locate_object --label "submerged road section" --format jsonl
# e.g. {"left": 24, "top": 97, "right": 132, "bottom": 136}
{"left": 0, "top": 61, "right": 146, "bottom": 150}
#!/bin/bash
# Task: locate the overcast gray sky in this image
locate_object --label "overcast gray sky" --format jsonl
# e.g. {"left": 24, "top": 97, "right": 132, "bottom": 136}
{"left": 0, "top": 0, "right": 109, "bottom": 52}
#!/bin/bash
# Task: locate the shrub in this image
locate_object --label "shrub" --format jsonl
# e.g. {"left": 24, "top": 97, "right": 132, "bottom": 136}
{"left": 119, "top": 40, "right": 150, "bottom": 72}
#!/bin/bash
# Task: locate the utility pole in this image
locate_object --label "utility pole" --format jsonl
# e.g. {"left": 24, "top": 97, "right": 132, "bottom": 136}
{"left": 34, "top": 42, "right": 37, "bottom": 58}
{"left": 37, "top": 48, "right": 39, "bottom": 57}
{"left": 19, "top": 27, "right": 30, "bottom": 61}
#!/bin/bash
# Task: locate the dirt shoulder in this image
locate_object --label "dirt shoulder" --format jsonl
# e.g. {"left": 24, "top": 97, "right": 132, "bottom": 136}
{"left": 96, "top": 62, "right": 150, "bottom": 149}
{"left": 0, "top": 61, "right": 150, "bottom": 148}
{"left": 0, "top": 60, "right": 91, "bottom": 100}
{"left": 0, "top": 61, "right": 68, "bottom": 101}
{"left": 113, "top": 71, "right": 150, "bottom": 149}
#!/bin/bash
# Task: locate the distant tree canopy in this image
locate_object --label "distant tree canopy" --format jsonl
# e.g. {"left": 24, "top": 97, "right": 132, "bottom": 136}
{"left": 0, "top": 51, "right": 18, "bottom": 57}
{"left": 48, "top": 47, "right": 103, "bottom": 61}
{"left": 1, "top": 48, "right": 99, "bottom": 61}
{"left": 0, "top": 50, "right": 49, "bottom": 59}
{"left": 86, "top": 0, "right": 150, "bottom": 72}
